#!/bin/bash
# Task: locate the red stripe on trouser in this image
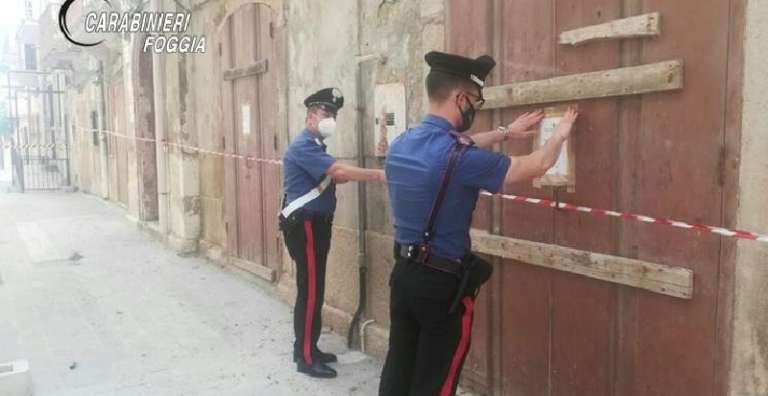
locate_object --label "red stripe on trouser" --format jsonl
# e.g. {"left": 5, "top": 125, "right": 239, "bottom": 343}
{"left": 439, "top": 296, "right": 475, "bottom": 396}
{"left": 303, "top": 220, "right": 317, "bottom": 365}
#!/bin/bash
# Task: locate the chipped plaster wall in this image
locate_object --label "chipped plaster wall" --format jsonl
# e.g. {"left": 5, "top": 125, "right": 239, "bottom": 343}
{"left": 357, "top": 0, "right": 447, "bottom": 358}
{"left": 121, "top": 34, "right": 141, "bottom": 221}
{"left": 729, "top": 0, "right": 768, "bottom": 394}
{"left": 159, "top": 0, "right": 201, "bottom": 253}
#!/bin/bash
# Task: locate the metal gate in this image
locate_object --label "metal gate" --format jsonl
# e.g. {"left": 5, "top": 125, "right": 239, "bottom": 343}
{"left": 220, "top": 3, "right": 283, "bottom": 279}
{"left": 446, "top": 0, "right": 742, "bottom": 395}
{"left": 5, "top": 71, "right": 71, "bottom": 192}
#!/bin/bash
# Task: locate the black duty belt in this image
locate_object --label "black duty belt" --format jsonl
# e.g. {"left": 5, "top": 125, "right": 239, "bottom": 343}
{"left": 279, "top": 209, "right": 333, "bottom": 225}
{"left": 394, "top": 243, "right": 462, "bottom": 276}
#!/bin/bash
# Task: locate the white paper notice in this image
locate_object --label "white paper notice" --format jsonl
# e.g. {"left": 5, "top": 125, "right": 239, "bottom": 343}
{"left": 241, "top": 104, "right": 251, "bottom": 137}
{"left": 539, "top": 115, "right": 568, "bottom": 176}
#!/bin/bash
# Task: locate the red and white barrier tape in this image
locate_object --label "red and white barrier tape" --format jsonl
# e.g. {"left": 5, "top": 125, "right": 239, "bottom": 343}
{"left": 480, "top": 192, "right": 768, "bottom": 243}
{"left": 73, "top": 126, "right": 283, "bottom": 166}
{"left": 65, "top": 125, "right": 767, "bottom": 244}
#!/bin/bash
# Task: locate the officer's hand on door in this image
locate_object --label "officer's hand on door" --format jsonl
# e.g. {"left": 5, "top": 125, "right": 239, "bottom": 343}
{"left": 504, "top": 110, "right": 545, "bottom": 139}
{"left": 503, "top": 106, "right": 580, "bottom": 185}
{"left": 552, "top": 106, "right": 579, "bottom": 140}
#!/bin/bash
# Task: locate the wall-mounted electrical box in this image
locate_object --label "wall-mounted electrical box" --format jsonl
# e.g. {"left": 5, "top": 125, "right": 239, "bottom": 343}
{"left": 374, "top": 83, "right": 406, "bottom": 157}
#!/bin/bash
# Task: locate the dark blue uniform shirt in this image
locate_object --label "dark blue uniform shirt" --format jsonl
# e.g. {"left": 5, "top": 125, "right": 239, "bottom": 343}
{"left": 385, "top": 115, "right": 511, "bottom": 260}
{"left": 283, "top": 129, "right": 337, "bottom": 215}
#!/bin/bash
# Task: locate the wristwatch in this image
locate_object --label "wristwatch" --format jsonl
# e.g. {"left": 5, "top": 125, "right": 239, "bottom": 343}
{"left": 496, "top": 125, "right": 510, "bottom": 140}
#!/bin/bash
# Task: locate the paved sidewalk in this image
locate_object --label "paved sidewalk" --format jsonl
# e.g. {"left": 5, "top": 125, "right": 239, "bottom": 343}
{"left": 0, "top": 191, "right": 381, "bottom": 395}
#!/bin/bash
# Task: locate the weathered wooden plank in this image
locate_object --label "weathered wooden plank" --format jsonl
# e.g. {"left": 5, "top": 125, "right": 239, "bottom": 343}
{"left": 481, "top": 60, "right": 683, "bottom": 110}
{"left": 559, "top": 12, "right": 661, "bottom": 46}
{"left": 230, "top": 257, "right": 276, "bottom": 282}
{"left": 470, "top": 230, "right": 693, "bottom": 299}
{"left": 222, "top": 59, "right": 269, "bottom": 81}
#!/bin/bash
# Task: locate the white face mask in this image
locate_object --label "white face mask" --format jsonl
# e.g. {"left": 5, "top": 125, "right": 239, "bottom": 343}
{"left": 318, "top": 117, "right": 337, "bottom": 139}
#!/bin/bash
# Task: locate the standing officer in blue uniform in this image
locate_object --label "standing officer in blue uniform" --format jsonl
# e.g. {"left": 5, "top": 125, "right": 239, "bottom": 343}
{"left": 281, "top": 87, "right": 386, "bottom": 379}
{"left": 380, "top": 52, "right": 579, "bottom": 395}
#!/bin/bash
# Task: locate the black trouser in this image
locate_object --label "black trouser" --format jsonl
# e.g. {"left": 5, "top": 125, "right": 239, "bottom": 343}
{"left": 281, "top": 213, "right": 332, "bottom": 365}
{"left": 379, "top": 255, "right": 476, "bottom": 396}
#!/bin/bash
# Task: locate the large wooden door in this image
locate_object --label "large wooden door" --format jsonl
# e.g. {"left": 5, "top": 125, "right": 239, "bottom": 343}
{"left": 447, "top": 0, "right": 741, "bottom": 395}
{"left": 107, "top": 78, "right": 129, "bottom": 207}
{"left": 221, "top": 3, "right": 282, "bottom": 277}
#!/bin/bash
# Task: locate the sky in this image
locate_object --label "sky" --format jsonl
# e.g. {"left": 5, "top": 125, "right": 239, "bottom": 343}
{"left": 0, "top": 1, "right": 23, "bottom": 48}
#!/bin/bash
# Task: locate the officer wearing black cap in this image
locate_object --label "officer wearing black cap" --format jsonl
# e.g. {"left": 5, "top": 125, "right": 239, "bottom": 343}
{"left": 379, "top": 52, "right": 579, "bottom": 395}
{"left": 281, "top": 87, "right": 385, "bottom": 379}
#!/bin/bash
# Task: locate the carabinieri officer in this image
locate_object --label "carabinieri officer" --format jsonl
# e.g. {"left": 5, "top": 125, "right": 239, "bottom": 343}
{"left": 380, "top": 52, "right": 580, "bottom": 395}
{"left": 281, "top": 87, "right": 386, "bottom": 379}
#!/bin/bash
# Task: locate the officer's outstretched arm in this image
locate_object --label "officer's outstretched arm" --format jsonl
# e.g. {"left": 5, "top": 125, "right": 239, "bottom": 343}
{"left": 326, "top": 162, "right": 386, "bottom": 184}
{"left": 468, "top": 111, "right": 544, "bottom": 149}
{"left": 503, "top": 107, "right": 579, "bottom": 185}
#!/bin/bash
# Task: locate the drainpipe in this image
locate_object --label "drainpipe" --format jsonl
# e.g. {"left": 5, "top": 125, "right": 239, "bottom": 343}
{"left": 360, "top": 319, "right": 376, "bottom": 354}
{"left": 347, "top": 0, "right": 368, "bottom": 349}
{"left": 347, "top": 60, "right": 369, "bottom": 349}
{"left": 347, "top": 0, "right": 386, "bottom": 349}
{"left": 151, "top": 0, "right": 169, "bottom": 235}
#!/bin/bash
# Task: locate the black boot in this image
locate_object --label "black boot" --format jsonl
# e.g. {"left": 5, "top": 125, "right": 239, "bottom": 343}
{"left": 315, "top": 350, "right": 337, "bottom": 363}
{"left": 293, "top": 349, "right": 338, "bottom": 364}
{"left": 296, "top": 360, "right": 337, "bottom": 378}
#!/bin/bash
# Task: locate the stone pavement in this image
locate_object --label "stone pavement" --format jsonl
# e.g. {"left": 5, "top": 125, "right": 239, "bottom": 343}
{"left": 0, "top": 191, "right": 382, "bottom": 395}
{"left": 0, "top": 147, "right": 13, "bottom": 192}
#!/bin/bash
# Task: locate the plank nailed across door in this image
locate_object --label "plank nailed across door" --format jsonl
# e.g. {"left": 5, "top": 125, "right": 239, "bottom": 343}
{"left": 481, "top": 59, "right": 683, "bottom": 110}
{"left": 223, "top": 59, "right": 269, "bottom": 81}
{"left": 229, "top": 257, "right": 276, "bottom": 282}
{"left": 470, "top": 230, "right": 694, "bottom": 299}
{"left": 559, "top": 12, "right": 661, "bottom": 46}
